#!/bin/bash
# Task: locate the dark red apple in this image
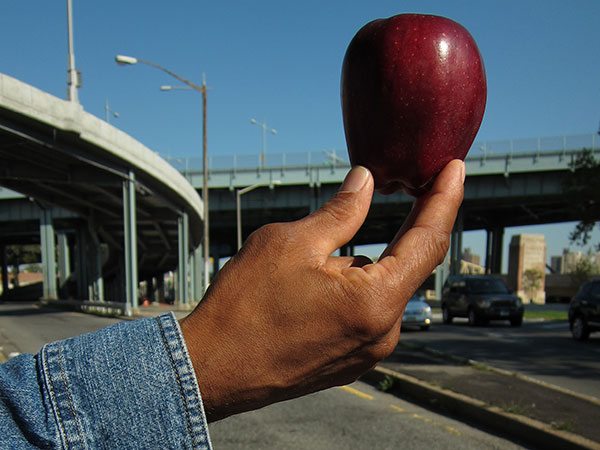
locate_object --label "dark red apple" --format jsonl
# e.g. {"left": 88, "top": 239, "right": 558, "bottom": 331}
{"left": 341, "top": 14, "right": 487, "bottom": 196}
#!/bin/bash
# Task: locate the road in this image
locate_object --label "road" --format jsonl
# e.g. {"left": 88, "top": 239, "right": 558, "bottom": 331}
{"left": 0, "top": 302, "right": 122, "bottom": 357}
{"left": 208, "top": 381, "right": 527, "bottom": 450}
{"left": 0, "top": 302, "right": 530, "bottom": 449}
{"left": 400, "top": 315, "right": 600, "bottom": 399}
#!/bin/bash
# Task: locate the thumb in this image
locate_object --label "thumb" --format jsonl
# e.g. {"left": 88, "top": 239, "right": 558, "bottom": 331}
{"left": 295, "top": 166, "right": 373, "bottom": 255}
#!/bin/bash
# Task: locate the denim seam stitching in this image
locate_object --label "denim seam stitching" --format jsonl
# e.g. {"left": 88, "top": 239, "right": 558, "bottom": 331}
{"left": 56, "top": 342, "right": 85, "bottom": 446}
{"left": 156, "top": 316, "right": 196, "bottom": 442}
{"left": 43, "top": 345, "right": 71, "bottom": 450}
{"left": 169, "top": 314, "right": 212, "bottom": 446}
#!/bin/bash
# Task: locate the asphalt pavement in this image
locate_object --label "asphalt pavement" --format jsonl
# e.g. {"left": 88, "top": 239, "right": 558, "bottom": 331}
{"left": 131, "top": 303, "right": 600, "bottom": 449}
{"left": 2, "top": 301, "right": 600, "bottom": 449}
{"left": 371, "top": 342, "right": 600, "bottom": 450}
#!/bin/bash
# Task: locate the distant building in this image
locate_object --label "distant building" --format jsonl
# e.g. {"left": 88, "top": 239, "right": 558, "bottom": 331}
{"left": 550, "top": 255, "right": 563, "bottom": 274}
{"left": 507, "top": 234, "right": 546, "bottom": 304}
{"left": 461, "top": 247, "right": 481, "bottom": 266}
{"left": 459, "top": 260, "right": 485, "bottom": 275}
{"left": 550, "top": 248, "right": 600, "bottom": 274}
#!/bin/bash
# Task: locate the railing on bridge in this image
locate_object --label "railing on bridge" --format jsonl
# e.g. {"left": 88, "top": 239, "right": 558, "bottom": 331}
{"left": 163, "top": 133, "right": 599, "bottom": 174}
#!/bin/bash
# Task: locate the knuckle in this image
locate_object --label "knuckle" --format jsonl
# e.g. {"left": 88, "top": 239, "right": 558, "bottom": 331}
{"left": 413, "top": 226, "right": 451, "bottom": 267}
{"left": 367, "top": 339, "right": 397, "bottom": 361}
{"left": 314, "top": 194, "right": 353, "bottom": 224}
{"left": 342, "top": 284, "right": 396, "bottom": 341}
{"left": 244, "top": 222, "right": 287, "bottom": 251}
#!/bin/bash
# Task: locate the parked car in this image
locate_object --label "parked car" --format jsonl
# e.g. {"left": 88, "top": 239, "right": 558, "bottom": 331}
{"left": 569, "top": 279, "right": 600, "bottom": 341}
{"left": 441, "top": 275, "right": 524, "bottom": 326}
{"left": 402, "top": 293, "right": 433, "bottom": 330}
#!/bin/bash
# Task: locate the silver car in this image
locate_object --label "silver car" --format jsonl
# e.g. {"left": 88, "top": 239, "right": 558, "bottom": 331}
{"left": 402, "top": 294, "right": 433, "bottom": 330}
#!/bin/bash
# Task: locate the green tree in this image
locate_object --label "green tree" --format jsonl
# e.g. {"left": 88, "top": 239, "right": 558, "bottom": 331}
{"left": 5, "top": 245, "right": 42, "bottom": 287}
{"left": 25, "top": 263, "right": 43, "bottom": 273}
{"left": 522, "top": 269, "right": 543, "bottom": 302}
{"left": 562, "top": 148, "right": 600, "bottom": 251}
{"left": 568, "top": 257, "right": 600, "bottom": 288}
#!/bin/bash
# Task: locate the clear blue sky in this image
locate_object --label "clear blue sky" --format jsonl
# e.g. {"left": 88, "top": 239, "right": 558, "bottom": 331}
{"left": 1, "top": 1, "right": 599, "bottom": 267}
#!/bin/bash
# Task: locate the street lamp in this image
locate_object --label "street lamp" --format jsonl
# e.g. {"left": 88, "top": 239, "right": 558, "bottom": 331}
{"left": 66, "top": 0, "right": 80, "bottom": 103}
{"left": 236, "top": 181, "right": 281, "bottom": 250}
{"left": 115, "top": 54, "right": 211, "bottom": 294}
{"left": 250, "top": 119, "right": 277, "bottom": 168}
{"left": 105, "top": 98, "right": 119, "bottom": 123}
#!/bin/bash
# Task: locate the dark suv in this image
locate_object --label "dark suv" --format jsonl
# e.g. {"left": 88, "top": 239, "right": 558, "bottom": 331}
{"left": 441, "top": 275, "right": 524, "bottom": 326}
{"left": 569, "top": 279, "right": 600, "bottom": 341}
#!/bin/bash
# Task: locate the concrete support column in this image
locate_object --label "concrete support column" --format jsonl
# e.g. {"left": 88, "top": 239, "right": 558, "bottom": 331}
{"left": 309, "top": 186, "right": 320, "bottom": 213}
{"left": 145, "top": 277, "right": 154, "bottom": 303}
{"left": 435, "top": 251, "right": 451, "bottom": 301}
{"left": 340, "top": 244, "right": 354, "bottom": 257}
{"left": 75, "top": 226, "right": 87, "bottom": 299}
{"left": 156, "top": 275, "right": 165, "bottom": 303}
{"left": 192, "top": 246, "right": 203, "bottom": 302}
{"left": 212, "top": 247, "right": 220, "bottom": 281}
{"left": 449, "top": 208, "right": 464, "bottom": 275}
{"left": 485, "top": 230, "right": 493, "bottom": 273}
{"left": 1, "top": 245, "right": 8, "bottom": 295}
{"left": 40, "top": 208, "right": 58, "bottom": 299}
{"left": 177, "top": 212, "right": 189, "bottom": 306}
{"left": 87, "top": 220, "right": 104, "bottom": 301}
{"left": 123, "top": 171, "right": 138, "bottom": 315}
{"left": 56, "top": 232, "right": 70, "bottom": 294}
{"left": 189, "top": 248, "right": 196, "bottom": 303}
{"left": 486, "top": 227, "right": 505, "bottom": 274}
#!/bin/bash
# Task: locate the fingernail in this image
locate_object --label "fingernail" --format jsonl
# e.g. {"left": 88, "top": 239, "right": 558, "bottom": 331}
{"left": 340, "top": 166, "right": 370, "bottom": 192}
{"left": 460, "top": 161, "right": 466, "bottom": 183}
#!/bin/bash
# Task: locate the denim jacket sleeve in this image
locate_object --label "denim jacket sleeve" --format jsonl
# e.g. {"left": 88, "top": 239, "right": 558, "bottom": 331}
{"left": 0, "top": 312, "right": 213, "bottom": 449}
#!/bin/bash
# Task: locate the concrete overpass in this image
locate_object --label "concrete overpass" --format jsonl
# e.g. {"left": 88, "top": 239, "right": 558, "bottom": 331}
{"left": 1, "top": 70, "right": 599, "bottom": 306}
{"left": 170, "top": 135, "right": 600, "bottom": 273}
{"left": 0, "top": 73, "right": 204, "bottom": 314}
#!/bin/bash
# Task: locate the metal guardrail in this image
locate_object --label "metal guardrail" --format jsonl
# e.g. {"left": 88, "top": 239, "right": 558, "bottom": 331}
{"left": 162, "top": 133, "right": 599, "bottom": 173}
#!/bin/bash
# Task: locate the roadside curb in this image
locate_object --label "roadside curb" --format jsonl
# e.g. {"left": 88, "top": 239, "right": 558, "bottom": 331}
{"left": 362, "top": 364, "right": 600, "bottom": 450}
{"left": 397, "top": 341, "right": 600, "bottom": 407}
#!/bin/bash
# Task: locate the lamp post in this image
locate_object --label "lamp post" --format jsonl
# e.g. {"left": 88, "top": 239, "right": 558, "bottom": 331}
{"left": 250, "top": 119, "right": 277, "bottom": 168}
{"left": 66, "top": 0, "right": 79, "bottom": 103}
{"left": 236, "top": 181, "right": 281, "bottom": 250}
{"left": 115, "top": 54, "right": 211, "bottom": 294}
{"left": 105, "top": 98, "right": 119, "bottom": 123}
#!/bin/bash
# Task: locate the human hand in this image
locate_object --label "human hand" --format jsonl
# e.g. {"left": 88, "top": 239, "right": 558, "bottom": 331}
{"left": 180, "top": 159, "right": 465, "bottom": 422}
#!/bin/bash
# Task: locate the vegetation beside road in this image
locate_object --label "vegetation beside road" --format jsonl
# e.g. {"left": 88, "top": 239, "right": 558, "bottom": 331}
{"left": 431, "top": 307, "right": 568, "bottom": 322}
{"left": 523, "top": 309, "right": 568, "bottom": 321}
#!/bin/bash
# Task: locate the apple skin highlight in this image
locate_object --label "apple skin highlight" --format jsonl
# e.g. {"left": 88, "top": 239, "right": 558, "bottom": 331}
{"left": 341, "top": 14, "right": 487, "bottom": 196}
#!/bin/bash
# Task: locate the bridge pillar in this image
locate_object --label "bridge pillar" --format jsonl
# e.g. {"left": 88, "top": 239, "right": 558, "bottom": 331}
{"left": 189, "top": 247, "right": 197, "bottom": 302}
{"left": 56, "top": 232, "right": 71, "bottom": 295}
{"left": 156, "top": 274, "right": 165, "bottom": 303}
{"left": 86, "top": 218, "right": 105, "bottom": 302}
{"left": 309, "top": 186, "right": 320, "bottom": 213}
{"left": 486, "top": 227, "right": 505, "bottom": 274}
{"left": 177, "top": 212, "right": 189, "bottom": 306}
{"left": 40, "top": 207, "right": 58, "bottom": 299}
{"left": 74, "top": 226, "right": 88, "bottom": 299}
{"left": 449, "top": 207, "right": 464, "bottom": 275}
{"left": 212, "top": 247, "right": 220, "bottom": 284}
{"left": 123, "top": 171, "right": 139, "bottom": 315}
{"left": 434, "top": 207, "right": 463, "bottom": 299}
{"left": 1, "top": 244, "right": 8, "bottom": 295}
{"left": 189, "top": 245, "right": 205, "bottom": 303}
{"left": 340, "top": 244, "right": 354, "bottom": 257}
{"left": 434, "top": 251, "right": 451, "bottom": 301}
{"left": 196, "top": 246, "right": 205, "bottom": 301}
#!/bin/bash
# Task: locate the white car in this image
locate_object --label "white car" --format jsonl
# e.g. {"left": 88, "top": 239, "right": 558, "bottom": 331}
{"left": 402, "top": 294, "right": 433, "bottom": 331}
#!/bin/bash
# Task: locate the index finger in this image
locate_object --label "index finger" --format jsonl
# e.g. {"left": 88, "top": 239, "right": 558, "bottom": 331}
{"left": 376, "top": 160, "right": 465, "bottom": 293}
